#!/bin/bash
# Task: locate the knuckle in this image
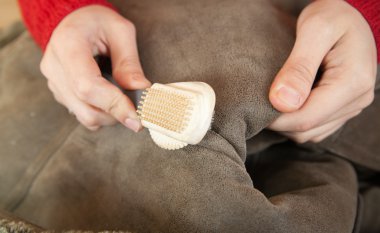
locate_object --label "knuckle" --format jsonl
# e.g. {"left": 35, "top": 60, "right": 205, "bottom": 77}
{"left": 47, "top": 80, "right": 54, "bottom": 91}
{"left": 74, "top": 80, "right": 93, "bottom": 101}
{"left": 351, "top": 71, "right": 376, "bottom": 92}
{"left": 291, "top": 134, "right": 309, "bottom": 144}
{"left": 114, "top": 19, "right": 136, "bottom": 34}
{"left": 46, "top": 81, "right": 62, "bottom": 103}
{"left": 124, "top": 58, "right": 141, "bottom": 69}
{"left": 357, "top": 79, "right": 374, "bottom": 92}
{"left": 50, "top": 28, "right": 82, "bottom": 55}
{"left": 39, "top": 58, "right": 50, "bottom": 77}
{"left": 113, "top": 61, "right": 142, "bottom": 78}
{"left": 299, "top": 11, "right": 333, "bottom": 37}
{"left": 80, "top": 113, "right": 99, "bottom": 129}
{"left": 52, "top": 93, "right": 63, "bottom": 105}
{"left": 362, "top": 92, "right": 375, "bottom": 108}
{"left": 286, "top": 61, "right": 315, "bottom": 89}
{"left": 351, "top": 110, "right": 362, "bottom": 118}
{"left": 105, "top": 92, "right": 124, "bottom": 115}
{"left": 312, "top": 18, "right": 331, "bottom": 35}
{"left": 124, "top": 20, "right": 136, "bottom": 33}
{"left": 294, "top": 120, "right": 317, "bottom": 132}
{"left": 367, "top": 92, "right": 375, "bottom": 105}
{"left": 355, "top": 92, "right": 375, "bottom": 110}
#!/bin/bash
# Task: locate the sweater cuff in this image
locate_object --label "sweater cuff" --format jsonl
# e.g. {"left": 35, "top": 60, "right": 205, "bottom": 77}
{"left": 19, "top": 0, "right": 116, "bottom": 50}
{"left": 346, "top": 0, "right": 380, "bottom": 63}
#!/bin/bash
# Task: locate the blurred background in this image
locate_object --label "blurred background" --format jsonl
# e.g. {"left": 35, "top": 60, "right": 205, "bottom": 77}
{"left": 0, "top": 0, "right": 21, "bottom": 29}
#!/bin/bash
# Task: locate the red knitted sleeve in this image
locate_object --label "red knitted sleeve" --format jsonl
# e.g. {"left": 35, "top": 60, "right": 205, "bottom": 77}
{"left": 18, "top": 0, "right": 380, "bottom": 61}
{"left": 346, "top": 0, "right": 380, "bottom": 62}
{"left": 18, "top": 0, "right": 116, "bottom": 50}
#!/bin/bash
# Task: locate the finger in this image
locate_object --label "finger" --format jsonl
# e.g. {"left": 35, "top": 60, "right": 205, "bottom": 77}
{"left": 72, "top": 99, "right": 118, "bottom": 130}
{"left": 282, "top": 120, "right": 341, "bottom": 144}
{"left": 310, "top": 123, "right": 345, "bottom": 143}
{"left": 269, "top": 12, "right": 343, "bottom": 113}
{"left": 269, "top": 61, "right": 374, "bottom": 133}
{"left": 42, "top": 52, "right": 118, "bottom": 127}
{"left": 106, "top": 21, "right": 151, "bottom": 90}
{"left": 54, "top": 40, "right": 142, "bottom": 132}
{"left": 48, "top": 79, "right": 117, "bottom": 129}
{"left": 269, "top": 74, "right": 356, "bottom": 133}
{"left": 320, "top": 91, "right": 373, "bottom": 125}
{"left": 282, "top": 110, "right": 359, "bottom": 143}
{"left": 75, "top": 75, "right": 142, "bottom": 132}
{"left": 277, "top": 90, "right": 367, "bottom": 131}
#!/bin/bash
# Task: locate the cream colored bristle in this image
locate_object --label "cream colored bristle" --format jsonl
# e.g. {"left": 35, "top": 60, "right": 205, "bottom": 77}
{"left": 136, "top": 82, "right": 216, "bottom": 150}
{"left": 137, "top": 87, "right": 193, "bottom": 133}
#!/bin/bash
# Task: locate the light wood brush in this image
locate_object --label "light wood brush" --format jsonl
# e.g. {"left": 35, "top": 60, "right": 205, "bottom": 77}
{"left": 99, "top": 61, "right": 215, "bottom": 150}
{"left": 137, "top": 82, "right": 215, "bottom": 150}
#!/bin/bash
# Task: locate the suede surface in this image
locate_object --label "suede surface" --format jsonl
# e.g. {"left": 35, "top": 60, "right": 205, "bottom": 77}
{"left": 0, "top": 32, "right": 77, "bottom": 208}
{"left": 0, "top": 0, "right": 379, "bottom": 232}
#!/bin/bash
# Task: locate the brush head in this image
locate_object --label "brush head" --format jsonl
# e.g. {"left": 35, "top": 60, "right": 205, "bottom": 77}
{"left": 137, "top": 82, "right": 215, "bottom": 150}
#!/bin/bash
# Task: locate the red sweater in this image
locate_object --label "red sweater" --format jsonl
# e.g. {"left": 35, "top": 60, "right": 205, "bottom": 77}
{"left": 18, "top": 0, "right": 380, "bottom": 62}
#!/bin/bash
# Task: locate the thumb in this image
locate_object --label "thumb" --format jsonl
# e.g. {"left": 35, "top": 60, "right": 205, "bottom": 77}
{"left": 269, "top": 16, "right": 339, "bottom": 113}
{"left": 107, "top": 22, "right": 151, "bottom": 90}
{"left": 269, "top": 56, "right": 317, "bottom": 113}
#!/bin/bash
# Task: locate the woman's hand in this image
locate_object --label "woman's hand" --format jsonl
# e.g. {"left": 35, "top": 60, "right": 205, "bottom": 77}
{"left": 40, "top": 5, "right": 151, "bottom": 132}
{"left": 268, "top": 0, "right": 377, "bottom": 143}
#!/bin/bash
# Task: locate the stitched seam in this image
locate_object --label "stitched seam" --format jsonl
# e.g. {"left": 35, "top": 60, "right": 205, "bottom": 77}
{"left": 5, "top": 117, "right": 79, "bottom": 211}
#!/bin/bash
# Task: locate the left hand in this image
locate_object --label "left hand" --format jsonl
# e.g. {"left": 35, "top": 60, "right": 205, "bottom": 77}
{"left": 268, "top": 0, "right": 377, "bottom": 143}
{"left": 40, "top": 6, "right": 151, "bottom": 132}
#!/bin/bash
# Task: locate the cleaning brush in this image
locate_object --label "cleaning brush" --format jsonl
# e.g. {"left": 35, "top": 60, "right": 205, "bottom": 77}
{"left": 137, "top": 82, "right": 216, "bottom": 150}
{"left": 99, "top": 61, "right": 215, "bottom": 150}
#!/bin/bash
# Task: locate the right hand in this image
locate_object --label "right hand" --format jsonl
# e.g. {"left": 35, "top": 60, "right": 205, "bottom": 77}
{"left": 40, "top": 5, "right": 151, "bottom": 132}
{"left": 268, "top": 0, "right": 377, "bottom": 143}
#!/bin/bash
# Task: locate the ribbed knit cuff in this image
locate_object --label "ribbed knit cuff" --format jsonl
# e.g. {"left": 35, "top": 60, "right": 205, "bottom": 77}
{"left": 18, "top": 0, "right": 116, "bottom": 50}
{"left": 346, "top": 0, "right": 380, "bottom": 62}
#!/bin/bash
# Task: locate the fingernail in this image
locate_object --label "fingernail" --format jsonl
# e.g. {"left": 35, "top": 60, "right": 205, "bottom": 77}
{"left": 276, "top": 86, "right": 301, "bottom": 107}
{"left": 125, "top": 118, "right": 142, "bottom": 132}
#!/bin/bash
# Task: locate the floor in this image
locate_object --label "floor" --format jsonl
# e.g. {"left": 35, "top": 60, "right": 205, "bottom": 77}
{"left": 0, "top": 0, "right": 21, "bottom": 29}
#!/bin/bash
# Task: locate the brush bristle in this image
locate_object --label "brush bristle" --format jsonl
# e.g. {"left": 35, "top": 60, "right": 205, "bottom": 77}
{"left": 137, "top": 87, "right": 193, "bottom": 133}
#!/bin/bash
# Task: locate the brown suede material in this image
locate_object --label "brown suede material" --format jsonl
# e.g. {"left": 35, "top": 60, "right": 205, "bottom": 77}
{"left": 0, "top": 0, "right": 379, "bottom": 232}
{"left": 359, "top": 186, "right": 380, "bottom": 232}
{"left": 0, "top": 32, "right": 77, "bottom": 208}
{"left": 111, "top": 0, "right": 293, "bottom": 158}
